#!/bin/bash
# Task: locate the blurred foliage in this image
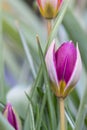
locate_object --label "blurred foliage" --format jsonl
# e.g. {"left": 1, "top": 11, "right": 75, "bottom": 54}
{"left": 1, "top": 0, "right": 87, "bottom": 130}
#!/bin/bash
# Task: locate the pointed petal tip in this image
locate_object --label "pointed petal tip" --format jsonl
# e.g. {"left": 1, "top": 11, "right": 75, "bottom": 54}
{"left": 65, "top": 43, "right": 82, "bottom": 91}
{"left": 45, "top": 39, "right": 59, "bottom": 87}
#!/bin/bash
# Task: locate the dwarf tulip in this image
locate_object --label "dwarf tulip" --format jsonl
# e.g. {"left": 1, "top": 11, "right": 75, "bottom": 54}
{"left": 3, "top": 103, "right": 21, "bottom": 130}
{"left": 37, "top": 0, "right": 63, "bottom": 19}
{"left": 45, "top": 40, "right": 82, "bottom": 98}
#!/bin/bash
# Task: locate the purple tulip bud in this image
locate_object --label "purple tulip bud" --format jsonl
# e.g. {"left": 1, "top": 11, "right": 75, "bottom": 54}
{"left": 3, "top": 103, "right": 21, "bottom": 130}
{"left": 45, "top": 40, "right": 82, "bottom": 98}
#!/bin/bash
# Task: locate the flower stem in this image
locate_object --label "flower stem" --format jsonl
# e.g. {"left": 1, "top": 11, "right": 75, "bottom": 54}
{"left": 47, "top": 20, "right": 52, "bottom": 37}
{"left": 59, "top": 98, "right": 65, "bottom": 130}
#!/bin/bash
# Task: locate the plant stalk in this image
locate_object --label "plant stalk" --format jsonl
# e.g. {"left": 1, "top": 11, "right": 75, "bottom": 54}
{"left": 47, "top": 20, "right": 52, "bottom": 37}
{"left": 59, "top": 98, "right": 65, "bottom": 130}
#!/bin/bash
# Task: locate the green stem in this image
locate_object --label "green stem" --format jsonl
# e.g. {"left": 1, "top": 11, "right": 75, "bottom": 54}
{"left": 47, "top": 20, "right": 52, "bottom": 37}
{"left": 59, "top": 98, "right": 65, "bottom": 130}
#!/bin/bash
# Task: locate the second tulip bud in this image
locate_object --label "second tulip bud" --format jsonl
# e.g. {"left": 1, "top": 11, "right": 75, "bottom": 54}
{"left": 3, "top": 103, "right": 21, "bottom": 130}
{"left": 37, "top": 0, "right": 63, "bottom": 19}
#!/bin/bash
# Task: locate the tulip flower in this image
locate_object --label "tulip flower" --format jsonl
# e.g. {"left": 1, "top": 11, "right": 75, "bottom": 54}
{"left": 37, "top": 0, "right": 63, "bottom": 19}
{"left": 3, "top": 103, "right": 21, "bottom": 130}
{"left": 45, "top": 40, "right": 82, "bottom": 98}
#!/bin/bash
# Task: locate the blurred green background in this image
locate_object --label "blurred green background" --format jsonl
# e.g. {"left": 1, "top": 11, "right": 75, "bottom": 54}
{"left": 1, "top": 0, "right": 87, "bottom": 130}
{"left": 2, "top": 0, "right": 87, "bottom": 87}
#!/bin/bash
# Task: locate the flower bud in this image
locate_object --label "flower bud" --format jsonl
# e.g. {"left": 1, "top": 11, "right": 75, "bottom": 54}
{"left": 37, "top": 0, "right": 63, "bottom": 19}
{"left": 3, "top": 103, "right": 22, "bottom": 130}
{"left": 45, "top": 40, "right": 82, "bottom": 98}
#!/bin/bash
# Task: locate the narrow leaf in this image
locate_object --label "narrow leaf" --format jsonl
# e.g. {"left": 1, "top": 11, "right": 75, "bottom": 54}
{"left": 37, "top": 36, "right": 57, "bottom": 130}
{"left": 24, "top": 104, "right": 36, "bottom": 130}
{"left": 36, "top": 93, "right": 47, "bottom": 130}
{"left": 63, "top": 9, "right": 87, "bottom": 71}
{"left": 74, "top": 84, "right": 87, "bottom": 130}
{"left": 16, "top": 22, "right": 36, "bottom": 78}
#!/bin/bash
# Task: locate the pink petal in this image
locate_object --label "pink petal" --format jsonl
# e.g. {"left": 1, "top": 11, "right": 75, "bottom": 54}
{"left": 49, "top": 0, "right": 58, "bottom": 8}
{"left": 45, "top": 40, "right": 59, "bottom": 86}
{"left": 41, "top": 0, "right": 47, "bottom": 9}
{"left": 55, "top": 41, "right": 77, "bottom": 84}
{"left": 7, "top": 104, "right": 18, "bottom": 130}
{"left": 65, "top": 43, "right": 82, "bottom": 90}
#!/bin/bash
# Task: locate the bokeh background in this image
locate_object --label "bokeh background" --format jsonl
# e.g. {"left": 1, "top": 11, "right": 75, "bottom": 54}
{"left": 1, "top": 0, "right": 87, "bottom": 129}
{"left": 2, "top": 0, "right": 87, "bottom": 87}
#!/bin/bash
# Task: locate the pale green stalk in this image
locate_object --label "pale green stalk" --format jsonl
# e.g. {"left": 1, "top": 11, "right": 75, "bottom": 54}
{"left": 59, "top": 98, "right": 65, "bottom": 130}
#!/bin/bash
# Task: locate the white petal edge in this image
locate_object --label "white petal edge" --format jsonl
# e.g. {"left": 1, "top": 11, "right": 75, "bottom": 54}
{"left": 45, "top": 40, "right": 59, "bottom": 87}
{"left": 65, "top": 43, "right": 82, "bottom": 90}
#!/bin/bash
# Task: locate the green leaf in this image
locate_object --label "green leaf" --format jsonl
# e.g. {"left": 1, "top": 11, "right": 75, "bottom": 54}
{"left": 63, "top": 9, "right": 87, "bottom": 71}
{"left": 0, "top": 102, "right": 5, "bottom": 112}
{"left": 0, "top": 113, "right": 15, "bottom": 130}
{"left": 65, "top": 106, "right": 75, "bottom": 129}
{"left": 16, "top": 23, "right": 36, "bottom": 78}
{"left": 74, "top": 84, "right": 87, "bottom": 130}
{"left": 37, "top": 36, "right": 57, "bottom": 130}
{"left": 36, "top": 93, "right": 47, "bottom": 130}
{"left": 24, "top": 104, "right": 35, "bottom": 130}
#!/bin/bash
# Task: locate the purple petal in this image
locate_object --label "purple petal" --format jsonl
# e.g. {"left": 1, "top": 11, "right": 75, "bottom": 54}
{"left": 65, "top": 43, "right": 82, "bottom": 89}
{"left": 3, "top": 103, "right": 20, "bottom": 130}
{"left": 8, "top": 105, "right": 18, "bottom": 130}
{"left": 6, "top": 104, "right": 18, "bottom": 130}
{"left": 55, "top": 41, "right": 77, "bottom": 84}
{"left": 45, "top": 40, "right": 59, "bottom": 86}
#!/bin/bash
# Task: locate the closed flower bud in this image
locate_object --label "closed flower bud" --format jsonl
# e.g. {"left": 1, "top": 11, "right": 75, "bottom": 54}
{"left": 3, "top": 103, "right": 22, "bottom": 130}
{"left": 37, "top": 0, "right": 63, "bottom": 19}
{"left": 45, "top": 40, "right": 82, "bottom": 98}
